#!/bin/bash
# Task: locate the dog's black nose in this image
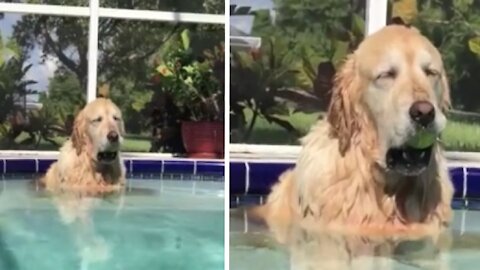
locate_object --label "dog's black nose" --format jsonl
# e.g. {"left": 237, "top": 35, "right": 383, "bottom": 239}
{"left": 107, "top": 131, "right": 119, "bottom": 142}
{"left": 409, "top": 101, "right": 435, "bottom": 127}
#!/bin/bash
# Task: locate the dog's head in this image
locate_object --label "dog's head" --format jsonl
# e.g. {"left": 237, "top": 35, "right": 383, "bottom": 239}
{"left": 327, "top": 25, "right": 450, "bottom": 176}
{"left": 71, "top": 98, "right": 125, "bottom": 164}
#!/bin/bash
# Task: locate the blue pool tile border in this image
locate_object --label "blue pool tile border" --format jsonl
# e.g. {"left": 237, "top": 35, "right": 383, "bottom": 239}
{"left": 6, "top": 159, "right": 37, "bottom": 173}
{"left": 229, "top": 160, "right": 480, "bottom": 200}
{"left": 0, "top": 158, "right": 224, "bottom": 178}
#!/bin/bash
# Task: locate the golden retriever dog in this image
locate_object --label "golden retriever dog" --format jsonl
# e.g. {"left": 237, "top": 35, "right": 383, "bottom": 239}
{"left": 42, "top": 98, "right": 126, "bottom": 192}
{"left": 257, "top": 24, "right": 454, "bottom": 237}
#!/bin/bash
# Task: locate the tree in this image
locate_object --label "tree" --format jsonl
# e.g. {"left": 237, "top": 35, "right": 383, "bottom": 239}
{"left": 230, "top": 34, "right": 300, "bottom": 142}
{"left": 40, "top": 68, "right": 85, "bottom": 123}
{"left": 267, "top": 0, "right": 365, "bottom": 62}
{"left": 230, "top": 0, "right": 365, "bottom": 142}
{"left": 0, "top": 34, "right": 27, "bottom": 124}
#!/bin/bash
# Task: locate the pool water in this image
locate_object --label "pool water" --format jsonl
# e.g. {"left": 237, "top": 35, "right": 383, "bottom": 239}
{"left": 0, "top": 178, "right": 224, "bottom": 270}
{"left": 230, "top": 207, "right": 480, "bottom": 270}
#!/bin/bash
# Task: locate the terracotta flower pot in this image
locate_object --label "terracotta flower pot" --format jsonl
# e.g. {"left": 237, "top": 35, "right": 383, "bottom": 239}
{"left": 181, "top": 121, "right": 224, "bottom": 159}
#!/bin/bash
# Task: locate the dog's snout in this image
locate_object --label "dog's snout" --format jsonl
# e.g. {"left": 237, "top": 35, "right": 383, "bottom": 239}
{"left": 409, "top": 101, "right": 435, "bottom": 127}
{"left": 107, "top": 131, "right": 119, "bottom": 142}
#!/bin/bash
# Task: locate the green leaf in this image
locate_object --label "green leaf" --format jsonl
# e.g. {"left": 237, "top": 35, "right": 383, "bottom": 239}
{"left": 332, "top": 41, "right": 349, "bottom": 66}
{"left": 351, "top": 13, "right": 365, "bottom": 37}
{"left": 276, "top": 89, "right": 318, "bottom": 103}
{"left": 131, "top": 91, "right": 153, "bottom": 112}
{"left": 301, "top": 54, "right": 317, "bottom": 81}
{"left": 264, "top": 114, "right": 299, "bottom": 134}
{"left": 264, "top": 104, "right": 290, "bottom": 116}
{"left": 181, "top": 29, "right": 191, "bottom": 50}
{"left": 184, "top": 76, "right": 194, "bottom": 85}
{"left": 156, "top": 64, "right": 173, "bottom": 76}
{"left": 22, "top": 63, "right": 33, "bottom": 73}
{"left": 233, "top": 51, "right": 255, "bottom": 68}
{"left": 468, "top": 37, "right": 480, "bottom": 56}
{"left": 454, "top": 0, "right": 473, "bottom": 12}
{"left": 6, "top": 38, "right": 20, "bottom": 59}
{"left": 182, "top": 65, "right": 195, "bottom": 73}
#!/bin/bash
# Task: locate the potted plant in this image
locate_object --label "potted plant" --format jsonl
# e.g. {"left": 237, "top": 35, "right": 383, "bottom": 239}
{"left": 153, "top": 30, "right": 224, "bottom": 158}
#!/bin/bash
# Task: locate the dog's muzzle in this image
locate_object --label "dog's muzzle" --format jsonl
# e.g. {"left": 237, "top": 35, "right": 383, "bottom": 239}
{"left": 385, "top": 101, "right": 439, "bottom": 176}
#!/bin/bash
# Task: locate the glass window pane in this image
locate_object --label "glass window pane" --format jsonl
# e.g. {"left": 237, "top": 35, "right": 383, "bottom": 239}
{"left": 230, "top": 0, "right": 366, "bottom": 145}
{"left": 100, "top": 0, "right": 225, "bottom": 14}
{"left": 97, "top": 19, "right": 224, "bottom": 154}
{"left": 388, "top": 0, "right": 480, "bottom": 152}
{"left": 0, "top": 13, "right": 87, "bottom": 150}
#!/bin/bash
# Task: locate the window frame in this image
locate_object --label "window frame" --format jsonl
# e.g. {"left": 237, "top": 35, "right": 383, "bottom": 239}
{"left": 0, "top": 1, "right": 226, "bottom": 156}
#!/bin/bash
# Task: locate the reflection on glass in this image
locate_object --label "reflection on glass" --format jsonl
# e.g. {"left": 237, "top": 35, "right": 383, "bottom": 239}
{"left": 230, "top": 0, "right": 365, "bottom": 145}
{"left": 100, "top": 0, "right": 224, "bottom": 14}
{"left": 0, "top": 13, "right": 87, "bottom": 150}
{"left": 388, "top": 0, "right": 480, "bottom": 152}
{"left": 97, "top": 18, "right": 224, "bottom": 153}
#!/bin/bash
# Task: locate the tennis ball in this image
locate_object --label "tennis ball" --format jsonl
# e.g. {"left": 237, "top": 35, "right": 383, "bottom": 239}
{"left": 406, "top": 130, "right": 437, "bottom": 149}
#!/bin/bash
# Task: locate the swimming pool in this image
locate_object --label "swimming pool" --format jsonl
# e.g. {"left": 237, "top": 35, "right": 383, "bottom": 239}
{"left": 0, "top": 157, "right": 224, "bottom": 270}
{"left": 229, "top": 159, "right": 480, "bottom": 270}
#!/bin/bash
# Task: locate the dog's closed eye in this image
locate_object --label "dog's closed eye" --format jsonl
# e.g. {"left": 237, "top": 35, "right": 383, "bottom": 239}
{"left": 423, "top": 67, "right": 440, "bottom": 77}
{"left": 91, "top": 116, "right": 102, "bottom": 123}
{"left": 376, "top": 69, "right": 397, "bottom": 80}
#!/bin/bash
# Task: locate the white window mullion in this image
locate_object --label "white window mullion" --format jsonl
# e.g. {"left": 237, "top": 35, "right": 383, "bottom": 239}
{"left": 365, "top": 0, "right": 388, "bottom": 35}
{"left": 99, "top": 8, "right": 224, "bottom": 24}
{"left": 0, "top": 3, "right": 89, "bottom": 17}
{"left": 0, "top": 3, "right": 225, "bottom": 24}
{"left": 87, "top": 0, "right": 99, "bottom": 102}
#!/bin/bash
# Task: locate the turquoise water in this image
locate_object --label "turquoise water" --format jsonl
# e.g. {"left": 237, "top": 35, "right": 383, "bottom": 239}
{"left": 0, "top": 179, "right": 224, "bottom": 270}
{"left": 230, "top": 207, "right": 480, "bottom": 270}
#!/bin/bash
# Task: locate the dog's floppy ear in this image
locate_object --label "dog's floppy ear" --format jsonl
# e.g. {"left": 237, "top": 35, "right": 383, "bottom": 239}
{"left": 440, "top": 70, "right": 452, "bottom": 113}
{"left": 119, "top": 115, "right": 126, "bottom": 136}
{"left": 327, "top": 55, "right": 361, "bottom": 156}
{"left": 71, "top": 110, "right": 87, "bottom": 156}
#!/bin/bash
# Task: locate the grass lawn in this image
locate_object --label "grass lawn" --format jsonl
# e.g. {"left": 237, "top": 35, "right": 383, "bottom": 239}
{"left": 238, "top": 110, "right": 320, "bottom": 145}
{"left": 442, "top": 121, "right": 480, "bottom": 152}
{"left": 240, "top": 109, "right": 480, "bottom": 152}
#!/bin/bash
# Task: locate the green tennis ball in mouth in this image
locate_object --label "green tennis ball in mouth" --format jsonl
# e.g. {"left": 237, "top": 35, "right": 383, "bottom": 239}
{"left": 406, "top": 130, "right": 437, "bottom": 149}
